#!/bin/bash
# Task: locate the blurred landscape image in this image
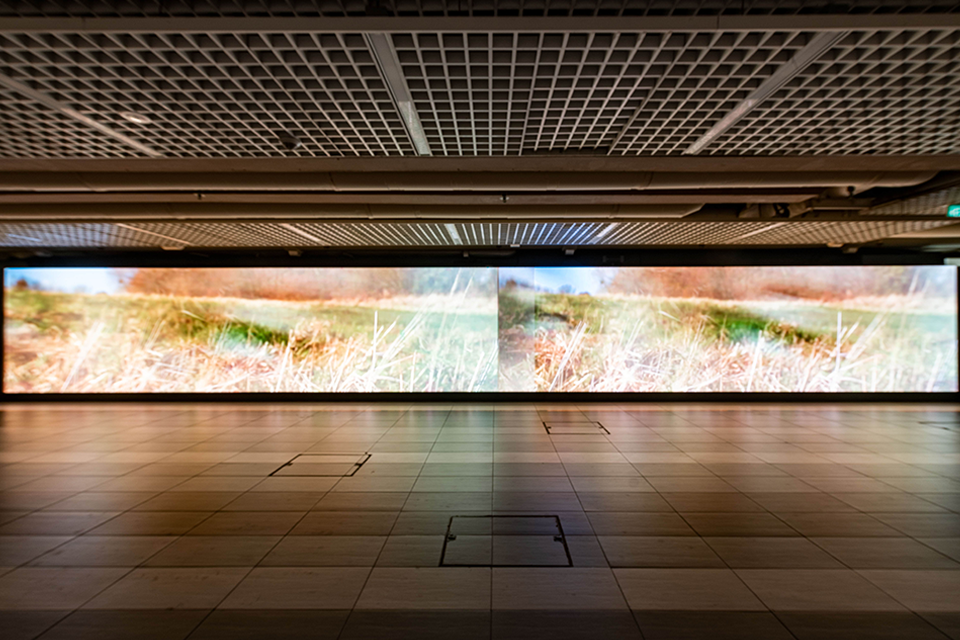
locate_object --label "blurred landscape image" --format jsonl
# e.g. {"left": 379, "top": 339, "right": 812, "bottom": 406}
{"left": 4, "top": 267, "right": 498, "bottom": 393}
{"left": 5, "top": 265, "right": 958, "bottom": 394}
{"left": 498, "top": 266, "right": 958, "bottom": 392}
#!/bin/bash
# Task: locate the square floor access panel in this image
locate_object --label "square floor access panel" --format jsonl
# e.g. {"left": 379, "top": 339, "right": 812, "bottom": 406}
{"left": 270, "top": 453, "right": 370, "bottom": 477}
{"left": 440, "top": 515, "right": 572, "bottom": 567}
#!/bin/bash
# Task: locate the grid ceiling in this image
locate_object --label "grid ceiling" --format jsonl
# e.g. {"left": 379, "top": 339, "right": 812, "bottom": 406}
{"left": 704, "top": 30, "right": 960, "bottom": 155}
{"left": 401, "top": 31, "right": 814, "bottom": 156}
{"left": 1, "top": 25, "right": 960, "bottom": 158}
{"left": 1, "top": 0, "right": 958, "bottom": 17}
{"left": 868, "top": 185, "right": 960, "bottom": 217}
{"left": 0, "top": 219, "right": 951, "bottom": 248}
{"left": 0, "top": 31, "right": 416, "bottom": 157}
{"left": 0, "top": 89, "right": 141, "bottom": 157}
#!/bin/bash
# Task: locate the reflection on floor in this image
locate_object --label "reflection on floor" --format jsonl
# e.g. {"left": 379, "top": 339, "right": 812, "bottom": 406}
{"left": 1, "top": 403, "right": 959, "bottom": 639}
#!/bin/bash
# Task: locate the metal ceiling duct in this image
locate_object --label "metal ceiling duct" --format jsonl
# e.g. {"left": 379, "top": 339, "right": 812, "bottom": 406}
{"left": 0, "top": 171, "right": 936, "bottom": 193}
{"left": 0, "top": 203, "right": 705, "bottom": 220}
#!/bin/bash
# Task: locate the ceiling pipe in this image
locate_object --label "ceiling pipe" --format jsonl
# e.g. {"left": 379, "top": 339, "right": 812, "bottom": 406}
{"left": 0, "top": 190, "right": 821, "bottom": 206}
{"left": 0, "top": 203, "right": 705, "bottom": 220}
{"left": 0, "top": 171, "right": 936, "bottom": 193}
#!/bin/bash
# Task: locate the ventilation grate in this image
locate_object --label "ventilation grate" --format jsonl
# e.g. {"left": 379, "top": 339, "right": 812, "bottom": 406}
{"left": 1, "top": 219, "right": 952, "bottom": 248}
{"left": 704, "top": 30, "right": 960, "bottom": 156}
{"left": 868, "top": 186, "right": 960, "bottom": 217}
{"left": 0, "top": 31, "right": 415, "bottom": 158}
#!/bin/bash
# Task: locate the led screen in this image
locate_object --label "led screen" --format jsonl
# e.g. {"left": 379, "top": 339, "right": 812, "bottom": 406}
{"left": 4, "top": 266, "right": 957, "bottom": 393}
{"left": 3, "top": 267, "right": 498, "bottom": 393}
{"left": 500, "top": 266, "right": 958, "bottom": 393}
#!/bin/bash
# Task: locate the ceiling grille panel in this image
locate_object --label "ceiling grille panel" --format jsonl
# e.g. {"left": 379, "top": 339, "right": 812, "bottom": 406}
{"left": 734, "top": 220, "right": 951, "bottom": 245}
{"left": 705, "top": 30, "right": 960, "bottom": 156}
{"left": 1, "top": 219, "right": 952, "bottom": 248}
{"left": 0, "top": 222, "right": 156, "bottom": 247}
{"left": 399, "top": 31, "right": 816, "bottom": 156}
{"left": 2, "top": 23, "right": 959, "bottom": 158}
{"left": 868, "top": 186, "right": 960, "bottom": 217}
{"left": 0, "top": 89, "right": 142, "bottom": 158}
{"left": 0, "top": 31, "right": 416, "bottom": 157}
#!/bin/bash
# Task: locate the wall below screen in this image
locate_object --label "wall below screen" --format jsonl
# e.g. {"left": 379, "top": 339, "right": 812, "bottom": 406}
{"left": 3, "top": 265, "right": 958, "bottom": 395}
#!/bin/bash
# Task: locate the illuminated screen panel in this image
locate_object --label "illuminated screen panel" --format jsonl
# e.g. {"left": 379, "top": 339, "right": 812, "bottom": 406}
{"left": 4, "top": 265, "right": 957, "bottom": 393}
{"left": 501, "top": 266, "right": 958, "bottom": 393}
{"left": 3, "top": 267, "right": 499, "bottom": 393}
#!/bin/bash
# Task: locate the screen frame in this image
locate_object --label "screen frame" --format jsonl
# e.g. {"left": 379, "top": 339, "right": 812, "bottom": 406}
{"left": 2, "top": 247, "right": 957, "bottom": 403}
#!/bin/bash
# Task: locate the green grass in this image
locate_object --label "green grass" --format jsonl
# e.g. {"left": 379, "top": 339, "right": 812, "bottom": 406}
{"left": 4, "top": 289, "right": 498, "bottom": 393}
{"left": 523, "top": 292, "right": 957, "bottom": 392}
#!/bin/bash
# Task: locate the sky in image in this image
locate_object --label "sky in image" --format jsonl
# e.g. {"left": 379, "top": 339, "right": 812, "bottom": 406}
{"left": 5, "top": 268, "right": 123, "bottom": 294}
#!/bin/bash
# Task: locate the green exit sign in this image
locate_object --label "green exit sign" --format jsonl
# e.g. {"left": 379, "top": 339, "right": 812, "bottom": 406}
{"left": 949, "top": 205, "right": 960, "bottom": 217}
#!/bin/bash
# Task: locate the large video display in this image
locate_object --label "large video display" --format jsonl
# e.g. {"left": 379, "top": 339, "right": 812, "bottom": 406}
{"left": 4, "top": 266, "right": 957, "bottom": 393}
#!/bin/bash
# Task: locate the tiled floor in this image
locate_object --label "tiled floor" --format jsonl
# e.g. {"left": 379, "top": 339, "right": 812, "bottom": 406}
{"left": 1, "top": 403, "right": 959, "bottom": 639}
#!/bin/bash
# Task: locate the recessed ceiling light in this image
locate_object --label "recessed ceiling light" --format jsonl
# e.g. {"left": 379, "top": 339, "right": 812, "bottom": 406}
{"left": 119, "top": 111, "right": 152, "bottom": 125}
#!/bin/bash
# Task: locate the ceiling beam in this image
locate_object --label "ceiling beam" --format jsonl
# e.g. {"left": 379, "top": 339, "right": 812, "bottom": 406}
{"left": 0, "top": 170, "right": 934, "bottom": 193}
{"left": 0, "top": 202, "right": 705, "bottom": 219}
{"left": 1, "top": 15, "right": 959, "bottom": 33}
{"left": 0, "top": 189, "right": 822, "bottom": 205}
{"left": 0, "top": 73, "right": 164, "bottom": 158}
{"left": 683, "top": 31, "right": 849, "bottom": 155}
{"left": 364, "top": 33, "right": 431, "bottom": 156}
{"left": 2, "top": 157, "right": 957, "bottom": 173}
{"left": 0, "top": 210, "right": 945, "bottom": 224}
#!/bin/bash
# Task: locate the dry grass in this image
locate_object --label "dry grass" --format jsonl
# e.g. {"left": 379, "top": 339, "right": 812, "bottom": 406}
{"left": 504, "top": 293, "right": 957, "bottom": 393}
{"left": 4, "top": 288, "right": 498, "bottom": 393}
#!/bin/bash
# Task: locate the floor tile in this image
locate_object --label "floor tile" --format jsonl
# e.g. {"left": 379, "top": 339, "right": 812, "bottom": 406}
{"left": 222, "top": 492, "right": 324, "bottom": 511}
{"left": 777, "top": 612, "right": 952, "bottom": 640}
{"left": 778, "top": 513, "right": 903, "bottom": 537}
{"left": 859, "top": 570, "right": 960, "bottom": 612}
{"left": 873, "top": 513, "right": 960, "bottom": 537}
{"left": 0, "top": 611, "right": 68, "bottom": 640}
{"left": 661, "top": 493, "right": 765, "bottom": 512}
{"left": 493, "top": 610, "right": 642, "bottom": 640}
{"left": 920, "top": 538, "right": 960, "bottom": 563}
{"left": 376, "top": 535, "right": 444, "bottom": 566}
{"left": 0, "top": 512, "right": 119, "bottom": 536}
{"left": 599, "top": 536, "right": 725, "bottom": 568}
{"left": 413, "top": 477, "right": 494, "bottom": 492}
{"left": 0, "top": 536, "right": 73, "bottom": 566}
{"left": 355, "top": 568, "right": 490, "bottom": 609}
{"left": 290, "top": 512, "right": 398, "bottom": 536}
{"left": 736, "top": 569, "right": 907, "bottom": 611}
{"left": 144, "top": 536, "right": 279, "bottom": 567}
{"left": 37, "top": 610, "right": 207, "bottom": 640}
{"left": 586, "top": 512, "right": 695, "bottom": 536}
{"left": 0, "top": 567, "right": 127, "bottom": 610}
{"left": 86, "top": 512, "right": 211, "bottom": 536}
{"left": 312, "top": 492, "right": 408, "bottom": 511}
{"left": 187, "top": 512, "right": 303, "bottom": 536}
{"left": 704, "top": 537, "right": 844, "bottom": 569}
{"left": 682, "top": 512, "right": 799, "bottom": 537}
{"left": 219, "top": 567, "right": 370, "bottom": 609}
{"left": 190, "top": 610, "right": 348, "bottom": 640}
{"left": 343, "top": 611, "right": 489, "bottom": 640}
{"left": 261, "top": 536, "right": 385, "bottom": 566}
{"left": 614, "top": 568, "right": 767, "bottom": 611}
{"left": 577, "top": 492, "right": 673, "bottom": 512}
{"left": 83, "top": 568, "right": 248, "bottom": 609}
{"left": 812, "top": 537, "right": 960, "bottom": 569}
{"left": 32, "top": 536, "right": 175, "bottom": 567}
{"left": 635, "top": 611, "right": 795, "bottom": 640}
{"left": 492, "top": 568, "right": 627, "bottom": 610}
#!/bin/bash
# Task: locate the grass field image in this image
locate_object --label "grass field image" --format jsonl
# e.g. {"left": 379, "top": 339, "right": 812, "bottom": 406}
{"left": 4, "top": 267, "right": 498, "bottom": 393}
{"left": 498, "top": 266, "right": 958, "bottom": 393}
